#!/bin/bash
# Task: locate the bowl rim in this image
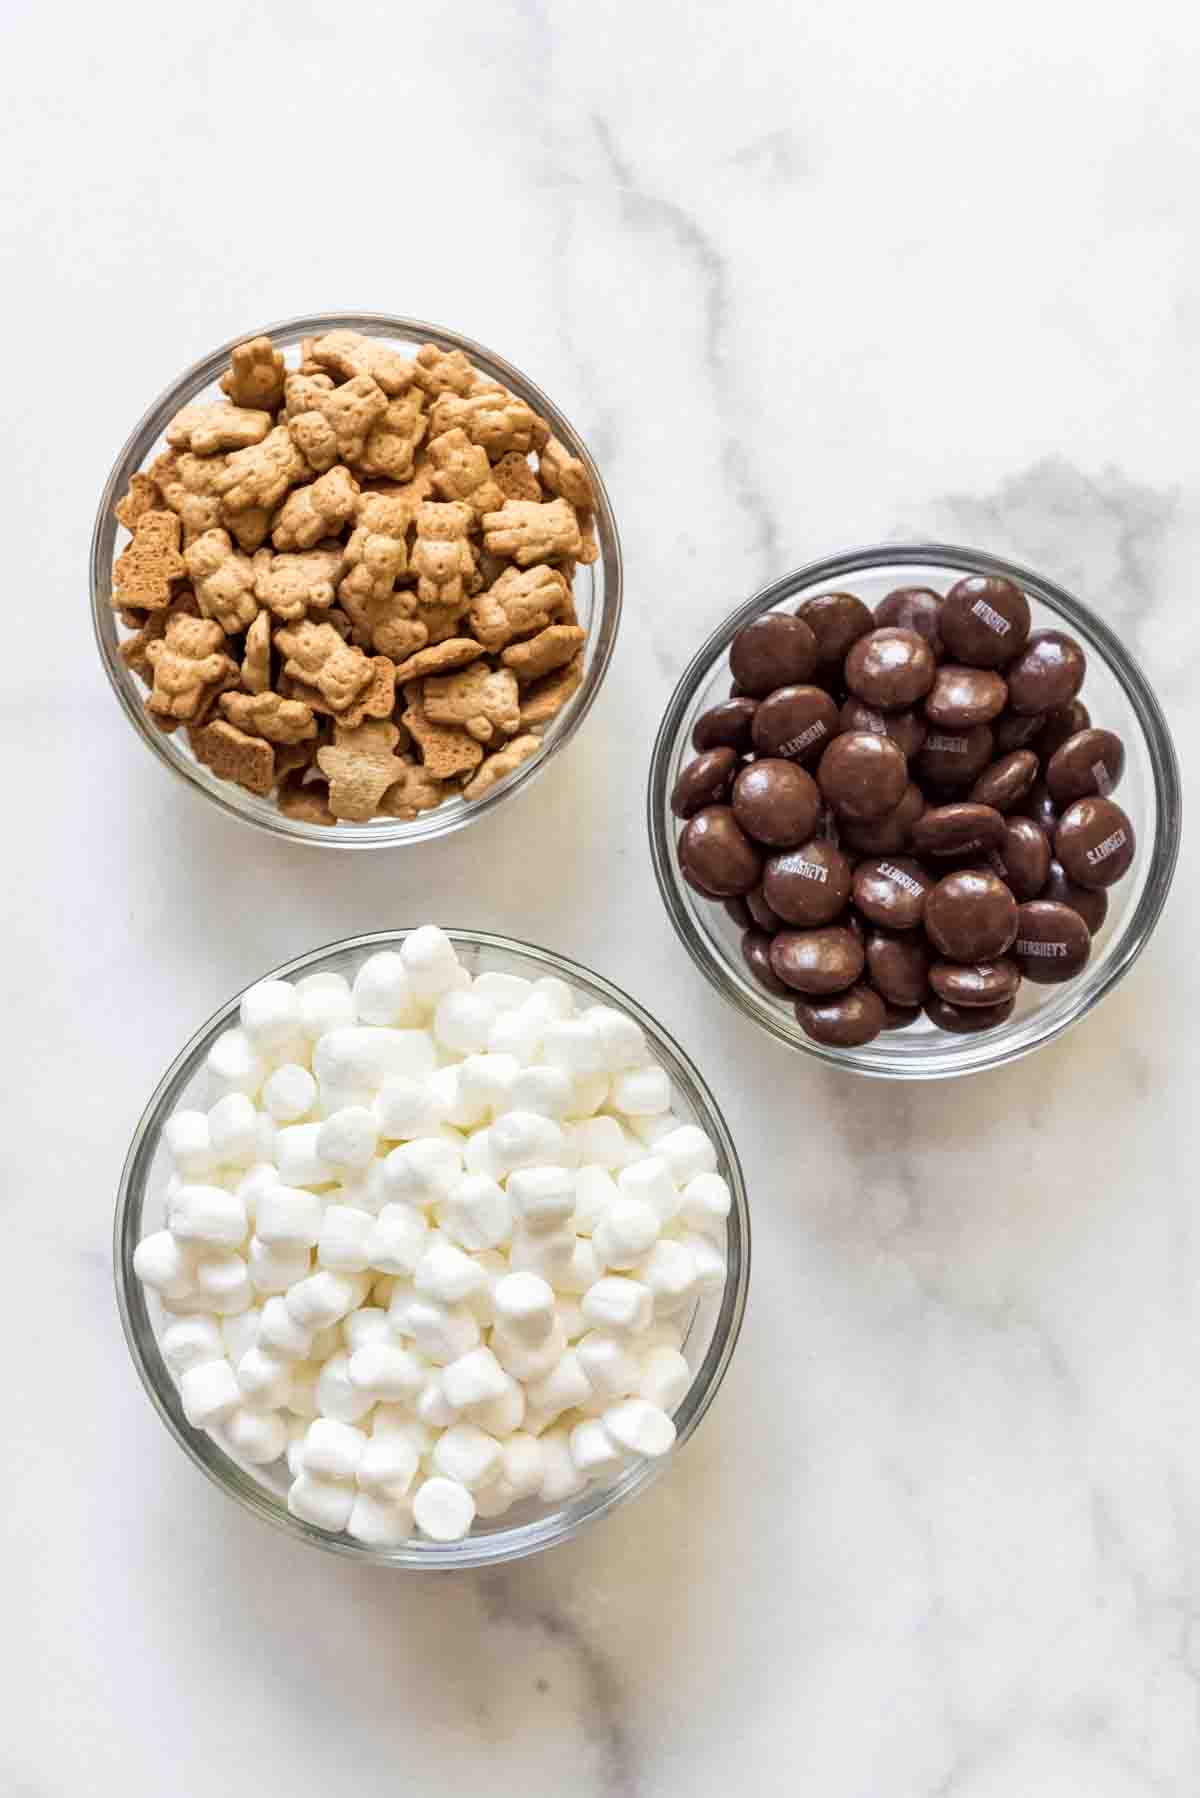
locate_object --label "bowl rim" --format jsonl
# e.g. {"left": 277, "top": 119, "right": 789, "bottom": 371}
{"left": 113, "top": 927, "right": 750, "bottom": 1568}
{"left": 647, "top": 540, "right": 1183, "bottom": 1080}
{"left": 91, "top": 311, "right": 623, "bottom": 850}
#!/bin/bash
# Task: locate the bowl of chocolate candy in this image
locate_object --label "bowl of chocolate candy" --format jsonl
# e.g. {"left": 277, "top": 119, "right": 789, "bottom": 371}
{"left": 648, "top": 545, "right": 1181, "bottom": 1077}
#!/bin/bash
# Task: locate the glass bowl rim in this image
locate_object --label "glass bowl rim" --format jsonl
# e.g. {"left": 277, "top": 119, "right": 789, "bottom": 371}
{"left": 91, "top": 311, "right": 623, "bottom": 850}
{"left": 647, "top": 540, "right": 1182, "bottom": 1080}
{"left": 113, "top": 927, "right": 750, "bottom": 1568}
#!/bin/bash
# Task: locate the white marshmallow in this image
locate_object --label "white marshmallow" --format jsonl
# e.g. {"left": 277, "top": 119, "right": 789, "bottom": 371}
{"left": 554, "top": 1237, "right": 605, "bottom": 1296}
{"left": 258, "top": 1294, "right": 314, "bottom": 1360}
{"left": 508, "top": 1065, "right": 572, "bottom": 1118}
{"left": 247, "top": 1235, "right": 311, "bottom": 1294}
{"left": 207, "top": 1093, "right": 259, "bottom": 1168}
{"left": 398, "top": 1297, "right": 480, "bottom": 1365}
{"left": 235, "top": 1163, "right": 280, "bottom": 1219}
{"left": 414, "top": 1241, "right": 488, "bottom": 1305}
{"left": 415, "top": 1371, "right": 459, "bottom": 1429}
{"left": 347, "top": 1492, "right": 413, "bottom": 1545}
{"left": 296, "top": 971, "right": 356, "bottom": 1039}
{"left": 161, "top": 1314, "right": 223, "bottom": 1374}
{"left": 469, "top": 1372, "right": 526, "bottom": 1438}
{"left": 531, "top": 976, "right": 574, "bottom": 1019}
{"left": 525, "top": 1349, "right": 592, "bottom": 1421}
{"left": 463, "top": 1249, "right": 507, "bottom": 1327}
{"left": 163, "top": 1110, "right": 216, "bottom": 1178}
{"left": 240, "top": 980, "right": 301, "bottom": 1053}
{"left": 262, "top": 1063, "right": 317, "bottom": 1123}
{"left": 441, "top": 1346, "right": 510, "bottom": 1411}
{"left": 342, "top": 1306, "right": 390, "bottom": 1353}
{"left": 573, "top": 1166, "right": 619, "bottom": 1235}
{"left": 401, "top": 926, "right": 462, "bottom": 1000}
{"left": 501, "top": 1432, "right": 545, "bottom": 1497}
{"left": 168, "top": 1185, "right": 247, "bottom": 1249}
{"left": 308, "top": 1323, "right": 343, "bottom": 1362}
{"left": 254, "top": 1185, "right": 322, "bottom": 1248}
{"left": 489, "top": 1111, "right": 565, "bottom": 1175}
{"left": 316, "top": 1108, "right": 379, "bottom": 1175}
{"left": 473, "top": 971, "right": 532, "bottom": 1012}
{"left": 576, "top": 1331, "right": 641, "bottom": 1398}
{"left": 302, "top": 1417, "right": 367, "bottom": 1481}
{"left": 380, "top": 1138, "right": 462, "bottom": 1208}
{"left": 507, "top": 1165, "right": 575, "bottom": 1236}
{"left": 236, "top": 1345, "right": 291, "bottom": 1409}
{"left": 637, "top": 1238, "right": 700, "bottom": 1314}
{"left": 593, "top": 1198, "right": 660, "bottom": 1270}
{"left": 472, "top": 1479, "right": 518, "bottom": 1520}
{"left": 228, "top": 1406, "right": 289, "bottom": 1465}
{"left": 134, "top": 1230, "right": 195, "bottom": 1298}
{"left": 493, "top": 1272, "right": 556, "bottom": 1347}
{"left": 569, "top": 1417, "right": 622, "bottom": 1476}
{"left": 195, "top": 1250, "right": 251, "bottom": 1303}
{"left": 439, "top": 1173, "right": 513, "bottom": 1252}
{"left": 317, "top": 1204, "right": 375, "bottom": 1273}
{"left": 487, "top": 1004, "right": 545, "bottom": 1066}
{"left": 424, "top": 1065, "right": 484, "bottom": 1131}
{"left": 180, "top": 1358, "right": 240, "bottom": 1428}
{"left": 626, "top": 1111, "right": 681, "bottom": 1148}
{"left": 678, "top": 1171, "right": 731, "bottom": 1237}
{"left": 562, "top": 1071, "right": 610, "bottom": 1120}
{"left": 537, "top": 1427, "right": 586, "bottom": 1501}
{"left": 508, "top": 1227, "right": 576, "bottom": 1285}
{"left": 286, "top": 1271, "right": 369, "bottom": 1330}
{"left": 288, "top": 1474, "right": 355, "bottom": 1531}
{"left": 314, "top": 1026, "right": 437, "bottom": 1097}
{"left": 457, "top": 1053, "right": 520, "bottom": 1120}
{"left": 492, "top": 1319, "right": 568, "bottom": 1382}
{"left": 610, "top": 1065, "right": 671, "bottom": 1117}
{"left": 462, "top": 1126, "right": 504, "bottom": 1180}
{"left": 433, "top": 990, "right": 497, "bottom": 1056}
{"left": 316, "top": 1351, "right": 374, "bottom": 1424}
{"left": 366, "top": 1204, "right": 429, "bottom": 1276}
{"left": 655, "top": 1124, "right": 717, "bottom": 1184}
{"left": 432, "top": 1423, "right": 503, "bottom": 1491}
{"left": 274, "top": 1124, "right": 334, "bottom": 1189}
{"left": 557, "top": 1297, "right": 587, "bottom": 1341}
{"left": 374, "top": 1075, "right": 449, "bottom": 1141}
{"left": 581, "top": 1276, "right": 653, "bottom": 1336}
{"left": 207, "top": 1028, "right": 265, "bottom": 1102}
{"left": 284, "top": 1361, "right": 319, "bottom": 1417}
{"left": 348, "top": 1340, "right": 426, "bottom": 1401}
{"left": 581, "top": 1005, "right": 646, "bottom": 1072}
{"left": 352, "top": 952, "right": 418, "bottom": 1026}
{"left": 617, "top": 1156, "right": 679, "bottom": 1225}
{"left": 603, "top": 1398, "right": 676, "bottom": 1457}
{"left": 569, "top": 1117, "right": 631, "bottom": 1170}
{"left": 679, "top": 1232, "right": 726, "bottom": 1291}
{"left": 412, "top": 1475, "right": 475, "bottom": 1541}
{"left": 638, "top": 1345, "right": 691, "bottom": 1413}
{"left": 542, "top": 1018, "right": 606, "bottom": 1079}
{"left": 358, "top": 1432, "right": 419, "bottom": 1500}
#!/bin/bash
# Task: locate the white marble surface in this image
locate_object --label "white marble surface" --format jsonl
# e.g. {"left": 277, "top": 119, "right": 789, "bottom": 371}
{"left": 4, "top": 1, "right": 1199, "bottom": 1791}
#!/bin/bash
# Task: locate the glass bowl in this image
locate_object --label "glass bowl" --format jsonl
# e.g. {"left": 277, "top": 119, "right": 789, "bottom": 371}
{"left": 91, "top": 313, "right": 622, "bottom": 848}
{"left": 648, "top": 543, "right": 1182, "bottom": 1079}
{"left": 113, "top": 930, "right": 749, "bottom": 1568}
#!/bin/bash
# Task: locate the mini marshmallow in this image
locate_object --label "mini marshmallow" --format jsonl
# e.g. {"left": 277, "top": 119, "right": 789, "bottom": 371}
{"left": 432, "top": 1423, "right": 503, "bottom": 1491}
{"left": 462, "top": 1126, "right": 504, "bottom": 1180}
{"left": 678, "top": 1171, "right": 731, "bottom": 1237}
{"left": 487, "top": 1004, "right": 545, "bottom": 1066}
{"left": 314, "top": 1026, "right": 437, "bottom": 1096}
{"left": 227, "top": 1406, "right": 289, "bottom": 1465}
{"left": 500, "top": 1432, "right": 545, "bottom": 1497}
{"left": 348, "top": 1340, "right": 426, "bottom": 1401}
{"left": 161, "top": 1314, "right": 223, "bottom": 1374}
{"left": 247, "top": 1235, "right": 311, "bottom": 1294}
{"left": 508, "top": 1227, "right": 576, "bottom": 1285}
{"left": 489, "top": 1112, "right": 565, "bottom": 1175}
{"left": 555, "top": 1237, "right": 605, "bottom": 1296}
{"left": 347, "top": 1492, "right": 413, "bottom": 1545}
{"left": 412, "top": 1475, "right": 475, "bottom": 1541}
{"left": 316, "top": 1108, "right": 379, "bottom": 1175}
{"left": 617, "top": 1156, "right": 679, "bottom": 1225}
{"left": 316, "top": 1351, "right": 374, "bottom": 1424}
{"left": 433, "top": 990, "right": 497, "bottom": 1057}
{"left": 638, "top": 1345, "right": 691, "bottom": 1413}
{"left": 573, "top": 1166, "right": 619, "bottom": 1235}
{"left": 472, "top": 1479, "right": 518, "bottom": 1519}
{"left": 262, "top": 1063, "right": 317, "bottom": 1123}
{"left": 469, "top": 1372, "right": 526, "bottom": 1438}
{"left": 473, "top": 971, "right": 533, "bottom": 1012}
{"left": 492, "top": 1318, "right": 568, "bottom": 1383}
{"left": 286, "top": 1270, "right": 370, "bottom": 1330}
{"left": 308, "top": 1323, "right": 343, "bottom": 1362}
{"left": 399, "top": 1298, "right": 480, "bottom": 1365}
{"left": 679, "top": 1231, "right": 726, "bottom": 1291}
{"left": 562, "top": 1071, "right": 610, "bottom": 1120}
{"left": 507, "top": 1165, "right": 575, "bottom": 1236}
{"left": 654, "top": 1124, "right": 717, "bottom": 1185}
{"left": 525, "top": 1349, "right": 592, "bottom": 1421}
{"left": 637, "top": 1238, "right": 699, "bottom": 1314}
{"left": 581, "top": 1276, "right": 653, "bottom": 1336}
{"left": 168, "top": 1185, "right": 248, "bottom": 1249}
{"left": 569, "top": 1117, "right": 631, "bottom": 1170}
{"left": 441, "top": 1346, "right": 510, "bottom": 1411}
{"left": 296, "top": 972, "right": 356, "bottom": 1039}
{"left": 133, "top": 1231, "right": 195, "bottom": 1298}
{"left": 163, "top": 1110, "right": 216, "bottom": 1178}
{"left": 569, "top": 1417, "right": 623, "bottom": 1476}
{"left": 610, "top": 1065, "right": 671, "bottom": 1117}
{"left": 366, "top": 1204, "right": 430, "bottom": 1275}
{"left": 582, "top": 1004, "right": 646, "bottom": 1073}
{"left": 603, "top": 1398, "right": 676, "bottom": 1457}
{"left": 538, "top": 1427, "right": 586, "bottom": 1501}
{"left": 415, "top": 1371, "right": 459, "bottom": 1429}
{"left": 180, "top": 1358, "right": 241, "bottom": 1428}
{"left": 258, "top": 1294, "right": 315, "bottom": 1361}
{"left": 558, "top": 1297, "right": 586, "bottom": 1341}
{"left": 414, "top": 1241, "right": 488, "bottom": 1305}
{"left": 424, "top": 1065, "right": 483, "bottom": 1131}
{"left": 274, "top": 1124, "right": 334, "bottom": 1190}
{"left": 302, "top": 1417, "right": 368, "bottom": 1481}
{"left": 375, "top": 1075, "right": 449, "bottom": 1141}
{"left": 400, "top": 925, "right": 462, "bottom": 1000}
{"left": 462, "top": 1249, "right": 506, "bottom": 1327}
{"left": 240, "top": 980, "right": 301, "bottom": 1053}
{"left": 542, "top": 1018, "right": 606, "bottom": 1079}
{"left": 207, "top": 1028, "right": 265, "bottom": 1102}
{"left": 380, "top": 1138, "right": 462, "bottom": 1208}
{"left": 285, "top": 1361, "right": 319, "bottom": 1417}
{"left": 593, "top": 1198, "right": 660, "bottom": 1270}
{"left": 440, "top": 1172, "right": 514, "bottom": 1252}
{"left": 195, "top": 1251, "right": 252, "bottom": 1306}
{"left": 207, "top": 1093, "right": 259, "bottom": 1168}
{"left": 317, "top": 1204, "right": 375, "bottom": 1273}
{"left": 236, "top": 1163, "right": 280, "bottom": 1216}
{"left": 288, "top": 1474, "right": 355, "bottom": 1531}
{"left": 509, "top": 1065, "right": 573, "bottom": 1118}
{"left": 357, "top": 1432, "right": 419, "bottom": 1500}
{"left": 342, "top": 1306, "right": 390, "bottom": 1353}
{"left": 237, "top": 1345, "right": 292, "bottom": 1409}
{"left": 254, "top": 1185, "right": 322, "bottom": 1248}
{"left": 493, "top": 1272, "right": 556, "bottom": 1346}
{"left": 626, "top": 1111, "right": 681, "bottom": 1148}
{"left": 576, "top": 1331, "right": 641, "bottom": 1398}
{"left": 352, "top": 952, "right": 418, "bottom": 1027}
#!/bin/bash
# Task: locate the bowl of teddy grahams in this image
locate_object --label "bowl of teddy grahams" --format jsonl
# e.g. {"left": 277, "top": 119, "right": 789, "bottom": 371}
{"left": 91, "top": 313, "right": 622, "bottom": 846}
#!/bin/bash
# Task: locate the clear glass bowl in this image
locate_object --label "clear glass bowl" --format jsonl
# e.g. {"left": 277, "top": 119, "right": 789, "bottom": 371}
{"left": 91, "top": 313, "right": 622, "bottom": 848}
{"left": 648, "top": 544, "right": 1182, "bottom": 1079}
{"left": 113, "top": 930, "right": 749, "bottom": 1567}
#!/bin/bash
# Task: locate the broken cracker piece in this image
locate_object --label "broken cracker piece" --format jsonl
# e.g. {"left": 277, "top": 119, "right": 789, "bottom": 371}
{"left": 391, "top": 637, "right": 484, "bottom": 683}
{"left": 166, "top": 402, "right": 273, "bottom": 456}
{"left": 277, "top": 770, "right": 337, "bottom": 826}
{"left": 501, "top": 624, "right": 586, "bottom": 684}
{"left": 402, "top": 684, "right": 484, "bottom": 779}
{"left": 189, "top": 718, "right": 275, "bottom": 797}
{"left": 518, "top": 650, "right": 585, "bottom": 730}
{"left": 463, "top": 734, "right": 541, "bottom": 801}
{"left": 317, "top": 719, "right": 407, "bottom": 822}
{"left": 241, "top": 608, "right": 272, "bottom": 694}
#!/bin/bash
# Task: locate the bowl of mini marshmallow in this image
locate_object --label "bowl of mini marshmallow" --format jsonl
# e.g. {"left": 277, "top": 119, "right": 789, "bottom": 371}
{"left": 115, "top": 926, "right": 749, "bottom": 1566}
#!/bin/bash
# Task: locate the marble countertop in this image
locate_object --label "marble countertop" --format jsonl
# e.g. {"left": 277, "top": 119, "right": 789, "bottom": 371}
{"left": 5, "top": 1, "right": 1199, "bottom": 1791}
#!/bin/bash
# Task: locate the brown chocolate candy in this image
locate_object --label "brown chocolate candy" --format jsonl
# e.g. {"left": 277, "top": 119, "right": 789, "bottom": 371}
{"left": 925, "top": 665, "right": 1008, "bottom": 728}
{"left": 940, "top": 575, "right": 1031, "bottom": 668}
{"left": 746, "top": 884, "right": 785, "bottom": 931}
{"left": 839, "top": 782, "right": 926, "bottom": 856}
{"left": 795, "top": 591, "right": 874, "bottom": 668}
{"left": 769, "top": 925, "right": 865, "bottom": 995}
{"left": 794, "top": 982, "right": 886, "bottom": 1048}
{"left": 864, "top": 929, "right": 929, "bottom": 1007}
{"left": 817, "top": 730, "right": 908, "bottom": 821}
{"left": 845, "top": 627, "right": 936, "bottom": 710}
{"left": 1054, "top": 796, "right": 1134, "bottom": 890}
{"left": 874, "top": 587, "right": 944, "bottom": 656}
{"left": 851, "top": 856, "right": 932, "bottom": 929}
{"left": 1035, "top": 700, "right": 1090, "bottom": 760}
{"left": 729, "top": 613, "right": 818, "bottom": 697}
{"left": 741, "top": 929, "right": 792, "bottom": 996}
{"left": 1040, "top": 859, "right": 1108, "bottom": 934}
{"left": 731, "top": 760, "right": 821, "bottom": 847}
{"left": 910, "top": 802, "right": 1006, "bottom": 858}
{"left": 839, "top": 697, "right": 927, "bottom": 760}
{"left": 752, "top": 685, "right": 839, "bottom": 766}
{"left": 993, "top": 710, "right": 1046, "bottom": 752}
{"left": 969, "top": 750, "right": 1038, "bottom": 813}
{"left": 723, "top": 895, "right": 754, "bottom": 930}
{"left": 1006, "top": 629, "right": 1086, "bottom": 715}
{"left": 1010, "top": 900, "right": 1091, "bottom": 983}
{"left": 929, "top": 958, "right": 1021, "bottom": 1007}
{"left": 924, "top": 869, "right": 1018, "bottom": 961}
{"left": 763, "top": 839, "right": 853, "bottom": 926}
{"left": 914, "top": 723, "right": 995, "bottom": 788}
{"left": 881, "top": 1002, "right": 922, "bottom": 1030}
{"left": 924, "top": 993, "right": 1016, "bottom": 1033}
{"left": 678, "top": 805, "right": 762, "bottom": 896}
{"left": 671, "top": 747, "right": 738, "bottom": 819}
{"left": 993, "top": 816, "right": 1051, "bottom": 900}
{"left": 692, "top": 697, "right": 758, "bottom": 755}
{"left": 1045, "top": 727, "right": 1125, "bottom": 806}
{"left": 1026, "top": 780, "right": 1059, "bottom": 839}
